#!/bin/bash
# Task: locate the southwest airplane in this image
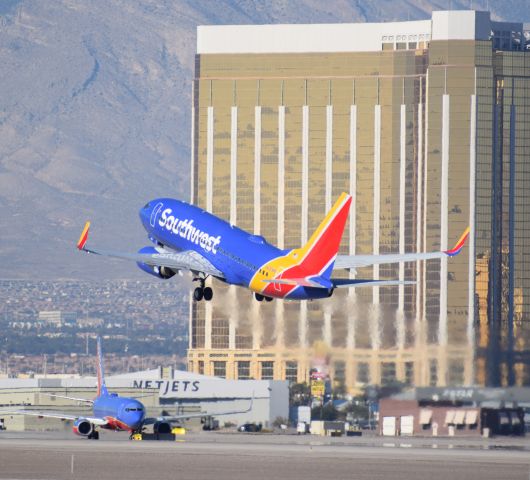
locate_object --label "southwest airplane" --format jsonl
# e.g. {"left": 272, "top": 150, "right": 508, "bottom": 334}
{"left": 77, "top": 193, "right": 469, "bottom": 302}
{"left": 0, "top": 338, "right": 252, "bottom": 439}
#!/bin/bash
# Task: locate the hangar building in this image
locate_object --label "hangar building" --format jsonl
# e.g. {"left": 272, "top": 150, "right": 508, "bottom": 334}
{"left": 0, "top": 368, "right": 288, "bottom": 431}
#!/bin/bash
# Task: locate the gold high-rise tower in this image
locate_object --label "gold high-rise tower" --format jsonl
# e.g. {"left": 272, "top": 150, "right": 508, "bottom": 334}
{"left": 188, "top": 11, "right": 530, "bottom": 391}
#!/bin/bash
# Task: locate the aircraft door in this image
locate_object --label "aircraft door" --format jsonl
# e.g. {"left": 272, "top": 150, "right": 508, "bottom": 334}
{"left": 274, "top": 273, "right": 282, "bottom": 292}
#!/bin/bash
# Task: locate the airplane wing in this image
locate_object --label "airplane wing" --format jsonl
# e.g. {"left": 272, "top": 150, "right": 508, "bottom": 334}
{"left": 40, "top": 393, "right": 94, "bottom": 404}
{"left": 0, "top": 409, "right": 108, "bottom": 425}
{"left": 334, "top": 227, "right": 470, "bottom": 270}
{"left": 142, "top": 397, "right": 254, "bottom": 425}
{"left": 76, "top": 222, "right": 224, "bottom": 279}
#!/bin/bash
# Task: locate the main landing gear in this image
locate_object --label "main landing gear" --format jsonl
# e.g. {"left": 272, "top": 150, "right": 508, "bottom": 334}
{"left": 254, "top": 293, "right": 273, "bottom": 302}
{"left": 87, "top": 430, "right": 99, "bottom": 440}
{"left": 193, "top": 277, "right": 213, "bottom": 302}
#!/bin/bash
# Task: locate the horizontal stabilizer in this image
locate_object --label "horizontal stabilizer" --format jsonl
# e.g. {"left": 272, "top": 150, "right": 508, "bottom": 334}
{"left": 332, "top": 279, "right": 416, "bottom": 289}
{"left": 263, "top": 276, "right": 333, "bottom": 289}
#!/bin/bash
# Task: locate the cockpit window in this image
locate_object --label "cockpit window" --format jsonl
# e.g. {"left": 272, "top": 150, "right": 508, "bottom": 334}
{"left": 143, "top": 202, "right": 151, "bottom": 209}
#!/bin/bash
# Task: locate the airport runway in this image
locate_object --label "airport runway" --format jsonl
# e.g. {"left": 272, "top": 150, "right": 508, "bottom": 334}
{"left": 0, "top": 432, "right": 529, "bottom": 480}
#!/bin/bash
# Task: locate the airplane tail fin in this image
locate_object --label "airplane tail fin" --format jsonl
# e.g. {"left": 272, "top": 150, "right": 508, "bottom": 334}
{"left": 293, "top": 192, "right": 352, "bottom": 279}
{"left": 96, "top": 336, "right": 108, "bottom": 397}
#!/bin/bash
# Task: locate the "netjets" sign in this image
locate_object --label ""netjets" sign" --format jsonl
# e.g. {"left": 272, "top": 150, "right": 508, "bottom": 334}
{"left": 133, "top": 380, "right": 200, "bottom": 396}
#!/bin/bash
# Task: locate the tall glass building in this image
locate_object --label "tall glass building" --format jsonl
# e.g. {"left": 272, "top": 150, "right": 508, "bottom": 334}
{"left": 187, "top": 11, "right": 530, "bottom": 391}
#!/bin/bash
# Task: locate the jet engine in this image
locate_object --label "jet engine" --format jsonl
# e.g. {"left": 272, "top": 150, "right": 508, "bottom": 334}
{"left": 136, "top": 246, "right": 176, "bottom": 279}
{"left": 153, "top": 421, "right": 172, "bottom": 434}
{"left": 73, "top": 418, "right": 94, "bottom": 436}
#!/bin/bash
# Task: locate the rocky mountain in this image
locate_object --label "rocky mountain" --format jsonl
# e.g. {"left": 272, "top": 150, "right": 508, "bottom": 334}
{"left": 0, "top": 0, "right": 528, "bottom": 280}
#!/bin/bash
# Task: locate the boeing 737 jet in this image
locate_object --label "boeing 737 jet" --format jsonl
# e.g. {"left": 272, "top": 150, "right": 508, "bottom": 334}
{"left": 77, "top": 193, "right": 469, "bottom": 302}
{"left": 0, "top": 338, "right": 252, "bottom": 439}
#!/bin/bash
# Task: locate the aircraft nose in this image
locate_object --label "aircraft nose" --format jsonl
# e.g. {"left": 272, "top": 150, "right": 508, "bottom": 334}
{"left": 123, "top": 404, "right": 145, "bottom": 429}
{"left": 130, "top": 412, "right": 142, "bottom": 428}
{"left": 139, "top": 202, "right": 152, "bottom": 225}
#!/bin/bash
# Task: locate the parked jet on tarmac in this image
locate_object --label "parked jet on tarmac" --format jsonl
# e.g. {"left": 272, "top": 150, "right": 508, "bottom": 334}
{"left": 0, "top": 338, "right": 252, "bottom": 439}
{"left": 77, "top": 193, "right": 469, "bottom": 302}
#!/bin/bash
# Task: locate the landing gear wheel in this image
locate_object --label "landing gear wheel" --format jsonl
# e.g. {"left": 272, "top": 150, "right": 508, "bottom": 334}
{"left": 255, "top": 293, "right": 264, "bottom": 302}
{"left": 203, "top": 287, "right": 213, "bottom": 301}
{"left": 194, "top": 287, "right": 204, "bottom": 301}
{"left": 265, "top": 296, "right": 273, "bottom": 302}
{"left": 88, "top": 431, "right": 99, "bottom": 440}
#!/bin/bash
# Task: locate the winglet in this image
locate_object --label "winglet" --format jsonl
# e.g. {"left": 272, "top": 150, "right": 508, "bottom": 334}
{"left": 445, "top": 227, "right": 470, "bottom": 257}
{"left": 77, "top": 221, "right": 91, "bottom": 250}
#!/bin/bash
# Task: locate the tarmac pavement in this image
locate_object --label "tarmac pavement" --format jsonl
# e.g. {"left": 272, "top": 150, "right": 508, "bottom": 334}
{"left": 0, "top": 431, "right": 529, "bottom": 480}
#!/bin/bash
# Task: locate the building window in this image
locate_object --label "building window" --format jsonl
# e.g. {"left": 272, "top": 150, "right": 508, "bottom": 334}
{"left": 404, "top": 362, "right": 414, "bottom": 386}
{"left": 381, "top": 362, "right": 397, "bottom": 386}
{"left": 198, "top": 360, "right": 204, "bottom": 375}
{"left": 235, "top": 335, "right": 252, "bottom": 349}
{"left": 261, "top": 361, "right": 274, "bottom": 380}
{"left": 334, "top": 361, "right": 346, "bottom": 385}
{"left": 237, "top": 361, "right": 250, "bottom": 380}
{"left": 211, "top": 319, "right": 229, "bottom": 349}
{"left": 429, "top": 359, "right": 438, "bottom": 387}
{"left": 285, "top": 361, "right": 298, "bottom": 383}
{"left": 419, "top": 409, "right": 433, "bottom": 430}
{"left": 448, "top": 359, "right": 464, "bottom": 386}
{"left": 357, "top": 362, "right": 369, "bottom": 384}
{"left": 213, "top": 361, "right": 226, "bottom": 378}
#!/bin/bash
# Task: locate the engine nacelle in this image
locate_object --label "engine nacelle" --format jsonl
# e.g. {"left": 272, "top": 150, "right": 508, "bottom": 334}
{"left": 136, "top": 246, "right": 176, "bottom": 279}
{"left": 153, "top": 421, "right": 172, "bottom": 434}
{"left": 73, "top": 418, "right": 94, "bottom": 436}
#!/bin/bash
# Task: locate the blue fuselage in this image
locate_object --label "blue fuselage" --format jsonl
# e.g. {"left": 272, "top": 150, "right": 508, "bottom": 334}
{"left": 93, "top": 394, "right": 145, "bottom": 431}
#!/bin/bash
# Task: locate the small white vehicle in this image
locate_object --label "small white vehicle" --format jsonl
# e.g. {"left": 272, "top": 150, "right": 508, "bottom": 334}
{"left": 297, "top": 422, "right": 309, "bottom": 434}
